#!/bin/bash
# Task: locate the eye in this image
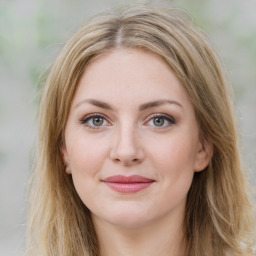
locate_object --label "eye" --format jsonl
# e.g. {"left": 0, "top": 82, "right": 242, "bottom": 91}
{"left": 146, "top": 114, "right": 175, "bottom": 128}
{"left": 79, "top": 114, "right": 110, "bottom": 129}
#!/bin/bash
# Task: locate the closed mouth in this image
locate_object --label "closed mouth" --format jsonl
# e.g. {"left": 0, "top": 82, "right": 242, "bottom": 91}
{"left": 102, "top": 175, "right": 155, "bottom": 193}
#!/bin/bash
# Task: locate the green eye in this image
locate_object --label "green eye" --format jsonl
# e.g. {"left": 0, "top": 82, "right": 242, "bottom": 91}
{"left": 80, "top": 114, "right": 109, "bottom": 129}
{"left": 146, "top": 114, "right": 175, "bottom": 128}
{"left": 92, "top": 117, "right": 104, "bottom": 126}
{"left": 153, "top": 117, "right": 165, "bottom": 126}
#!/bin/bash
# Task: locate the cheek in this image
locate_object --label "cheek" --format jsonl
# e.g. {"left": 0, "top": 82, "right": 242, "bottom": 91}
{"left": 66, "top": 135, "right": 110, "bottom": 205}
{"left": 148, "top": 134, "right": 198, "bottom": 191}
{"left": 66, "top": 133, "right": 109, "bottom": 176}
{"left": 152, "top": 135, "right": 197, "bottom": 169}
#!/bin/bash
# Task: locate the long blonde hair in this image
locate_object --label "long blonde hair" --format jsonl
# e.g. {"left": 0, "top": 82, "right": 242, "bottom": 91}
{"left": 27, "top": 5, "right": 255, "bottom": 256}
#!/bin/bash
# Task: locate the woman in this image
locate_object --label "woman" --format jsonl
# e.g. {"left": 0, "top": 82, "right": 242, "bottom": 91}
{"left": 26, "top": 5, "right": 255, "bottom": 256}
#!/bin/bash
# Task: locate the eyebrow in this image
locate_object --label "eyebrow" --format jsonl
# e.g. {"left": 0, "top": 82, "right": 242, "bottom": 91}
{"left": 139, "top": 99, "right": 183, "bottom": 111}
{"left": 74, "top": 98, "right": 183, "bottom": 111}
{"left": 75, "top": 99, "right": 113, "bottom": 110}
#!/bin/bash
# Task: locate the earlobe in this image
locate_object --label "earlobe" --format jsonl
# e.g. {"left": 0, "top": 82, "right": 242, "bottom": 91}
{"left": 60, "top": 146, "right": 72, "bottom": 174}
{"left": 194, "top": 138, "right": 213, "bottom": 172}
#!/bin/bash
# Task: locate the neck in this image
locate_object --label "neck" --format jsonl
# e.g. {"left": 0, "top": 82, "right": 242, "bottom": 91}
{"left": 92, "top": 212, "right": 186, "bottom": 256}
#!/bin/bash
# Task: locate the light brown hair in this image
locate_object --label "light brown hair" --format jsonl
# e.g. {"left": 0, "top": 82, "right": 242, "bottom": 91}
{"left": 27, "top": 5, "right": 255, "bottom": 256}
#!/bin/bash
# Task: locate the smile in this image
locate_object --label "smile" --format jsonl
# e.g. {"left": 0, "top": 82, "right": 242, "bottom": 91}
{"left": 102, "top": 175, "right": 155, "bottom": 193}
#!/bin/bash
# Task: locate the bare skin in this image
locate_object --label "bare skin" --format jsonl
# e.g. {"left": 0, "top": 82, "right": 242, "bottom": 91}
{"left": 93, "top": 203, "right": 185, "bottom": 256}
{"left": 62, "top": 48, "right": 212, "bottom": 256}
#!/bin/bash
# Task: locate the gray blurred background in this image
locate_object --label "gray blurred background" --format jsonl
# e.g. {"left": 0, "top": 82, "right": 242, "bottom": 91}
{"left": 0, "top": 0, "right": 255, "bottom": 255}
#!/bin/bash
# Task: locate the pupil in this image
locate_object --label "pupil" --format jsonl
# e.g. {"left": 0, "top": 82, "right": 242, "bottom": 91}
{"left": 154, "top": 117, "right": 164, "bottom": 126}
{"left": 93, "top": 117, "right": 103, "bottom": 126}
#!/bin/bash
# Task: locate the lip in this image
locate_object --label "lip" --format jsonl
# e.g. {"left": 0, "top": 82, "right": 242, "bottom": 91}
{"left": 102, "top": 175, "right": 155, "bottom": 193}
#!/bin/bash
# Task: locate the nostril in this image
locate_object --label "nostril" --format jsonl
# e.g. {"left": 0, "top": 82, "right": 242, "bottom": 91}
{"left": 112, "top": 157, "right": 141, "bottom": 166}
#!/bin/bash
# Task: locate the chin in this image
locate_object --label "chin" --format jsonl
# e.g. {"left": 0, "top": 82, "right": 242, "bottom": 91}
{"left": 94, "top": 207, "right": 152, "bottom": 229}
{"left": 108, "top": 216, "right": 150, "bottom": 229}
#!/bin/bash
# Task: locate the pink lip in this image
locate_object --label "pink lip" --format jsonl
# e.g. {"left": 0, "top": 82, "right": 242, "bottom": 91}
{"left": 102, "top": 175, "right": 155, "bottom": 193}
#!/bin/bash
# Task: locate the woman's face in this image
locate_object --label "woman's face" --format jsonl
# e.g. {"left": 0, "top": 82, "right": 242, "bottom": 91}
{"left": 62, "top": 48, "right": 211, "bottom": 228}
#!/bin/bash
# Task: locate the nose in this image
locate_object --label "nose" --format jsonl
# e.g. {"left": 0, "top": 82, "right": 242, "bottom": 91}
{"left": 110, "top": 123, "right": 145, "bottom": 166}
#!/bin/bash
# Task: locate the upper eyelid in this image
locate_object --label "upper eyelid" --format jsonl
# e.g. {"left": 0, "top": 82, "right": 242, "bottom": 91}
{"left": 80, "top": 113, "right": 107, "bottom": 120}
{"left": 79, "top": 113, "right": 110, "bottom": 125}
{"left": 145, "top": 113, "right": 175, "bottom": 121}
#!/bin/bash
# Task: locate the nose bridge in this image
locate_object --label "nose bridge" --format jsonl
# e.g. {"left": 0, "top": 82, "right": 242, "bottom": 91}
{"left": 110, "top": 119, "right": 143, "bottom": 165}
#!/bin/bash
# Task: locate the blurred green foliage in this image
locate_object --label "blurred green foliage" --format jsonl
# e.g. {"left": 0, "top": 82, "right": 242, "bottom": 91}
{"left": 2, "top": 0, "right": 254, "bottom": 155}
{"left": 0, "top": 0, "right": 255, "bottom": 95}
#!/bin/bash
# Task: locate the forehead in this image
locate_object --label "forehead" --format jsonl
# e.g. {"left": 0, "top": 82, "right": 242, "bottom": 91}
{"left": 71, "top": 48, "right": 191, "bottom": 110}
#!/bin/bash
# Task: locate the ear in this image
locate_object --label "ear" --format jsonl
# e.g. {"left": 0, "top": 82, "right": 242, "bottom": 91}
{"left": 60, "top": 146, "right": 72, "bottom": 174}
{"left": 194, "top": 138, "right": 213, "bottom": 172}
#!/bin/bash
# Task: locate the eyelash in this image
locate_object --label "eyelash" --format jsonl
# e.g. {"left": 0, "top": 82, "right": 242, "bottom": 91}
{"left": 79, "top": 113, "right": 109, "bottom": 129}
{"left": 79, "top": 113, "right": 176, "bottom": 129}
{"left": 145, "top": 113, "right": 176, "bottom": 128}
